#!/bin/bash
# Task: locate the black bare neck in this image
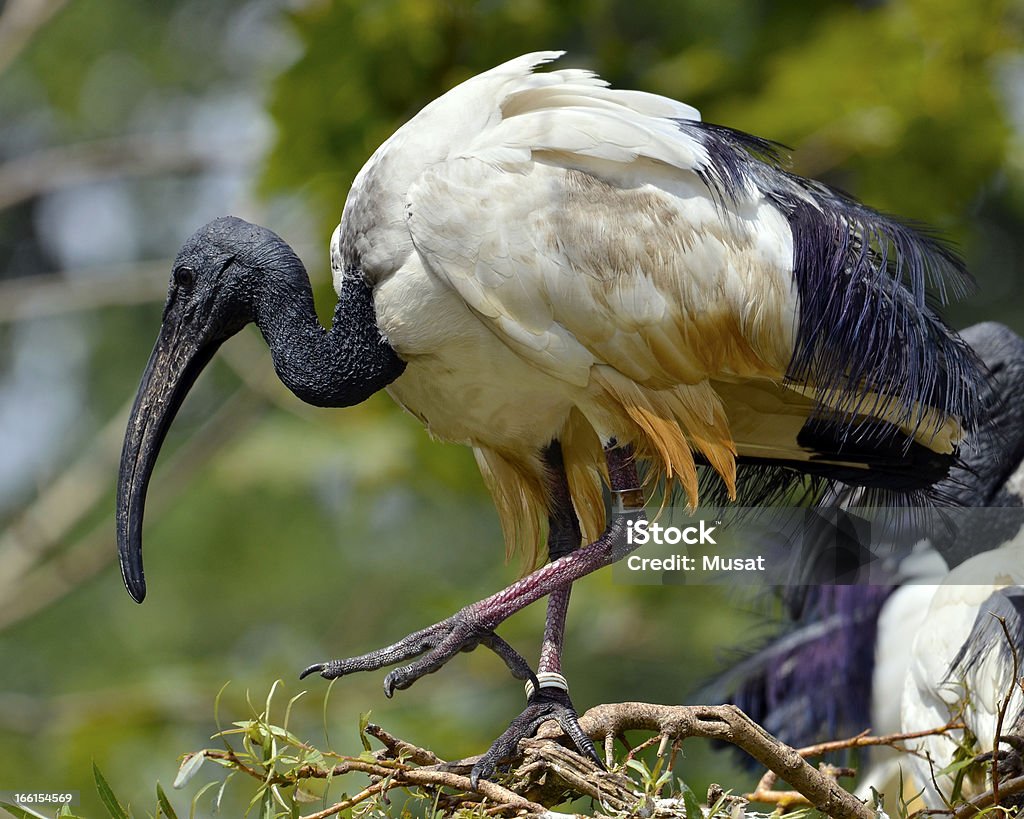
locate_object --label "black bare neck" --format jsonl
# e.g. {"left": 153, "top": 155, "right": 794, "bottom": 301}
{"left": 255, "top": 261, "right": 406, "bottom": 408}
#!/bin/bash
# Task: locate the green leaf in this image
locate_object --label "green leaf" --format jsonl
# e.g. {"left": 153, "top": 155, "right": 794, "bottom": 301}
{"left": 283, "top": 690, "right": 306, "bottom": 736}
{"left": 259, "top": 790, "right": 275, "bottom": 819}
{"left": 322, "top": 678, "right": 338, "bottom": 751}
{"left": 935, "top": 755, "right": 977, "bottom": 777}
{"left": 214, "top": 681, "right": 231, "bottom": 734}
{"left": 625, "top": 758, "right": 649, "bottom": 777}
{"left": 265, "top": 723, "right": 303, "bottom": 746}
{"left": 358, "top": 710, "right": 372, "bottom": 753}
{"left": 93, "top": 762, "right": 130, "bottom": 819}
{"left": 680, "top": 781, "right": 704, "bottom": 819}
{"left": 0, "top": 802, "right": 51, "bottom": 819}
{"left": 213, "top": 681, "right": 236, "bottom": 756}
{"left": 188, "top": 782, "right": 218, "bottom": 819}
{"left": 214, "top": 771, "right": 236, "bottom": 813}
{"left": 173, "top": 752, "right": 206, "bottom": 789}
{"left": 294, "top": 787, "right": 320, "bottom": 804}
{"left": 156, "top": 783, "right": 180, "bottom": 819}
{"left": 265, "top": 679, "right": 282, "bottom": 726}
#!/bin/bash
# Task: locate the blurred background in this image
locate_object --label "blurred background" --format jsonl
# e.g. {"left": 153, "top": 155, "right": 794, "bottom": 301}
{"left": 1, "top": 0, "right": 1023, "bottom": 815}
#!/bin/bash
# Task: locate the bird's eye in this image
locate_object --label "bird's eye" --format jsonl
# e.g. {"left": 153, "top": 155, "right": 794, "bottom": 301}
{"left": 173, "top": 265, "right": 195, "bottom": 289}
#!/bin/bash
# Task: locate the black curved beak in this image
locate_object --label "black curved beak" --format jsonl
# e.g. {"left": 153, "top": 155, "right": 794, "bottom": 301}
{"left": 116, "top": 318, "right": 220, "bottom": 602}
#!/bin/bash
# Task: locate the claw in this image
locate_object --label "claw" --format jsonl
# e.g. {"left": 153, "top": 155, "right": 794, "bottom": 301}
{"left": 300, "top": 613, "right": 533, "bottom": 698}
{"left": 973, "top": 733, "right": 1024, "bottom": 786}
{"left": 470, "top": 686, "right": 596, "bottom": 785}
{"left": 559, "top": 711, "right": 603, "bottom": 769}
{"left": 469, "top": 762, "right": 492, "bottom": 791}
{"left": 299, "top": 662, "right": 325, "bottom": 680}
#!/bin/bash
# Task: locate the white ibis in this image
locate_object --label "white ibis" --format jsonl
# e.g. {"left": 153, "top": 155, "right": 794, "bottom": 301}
{"left": 718, "top": 323, "right": 1024, "bottom": 807}
{"left": 116, "top": 52, "right": 985, "bottom": 780}
{"left": 899, "top": 323, "right": 1024, "bottom": 806}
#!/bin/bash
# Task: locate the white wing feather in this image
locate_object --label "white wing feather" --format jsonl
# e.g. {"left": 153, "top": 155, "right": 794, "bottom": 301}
{"left": 407, "top": 130, "right": 795, "bottom": 390}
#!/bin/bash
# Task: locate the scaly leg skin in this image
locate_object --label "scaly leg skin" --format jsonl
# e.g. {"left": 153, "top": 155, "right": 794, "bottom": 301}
{"left": 301, "top": 442, "right": 646, "bottom": 779}
{"left": 975, "top": 734, "right": 1024, "bottom": 808}
{"left": 470, "top": 441, "right": 624, "bottom": 785}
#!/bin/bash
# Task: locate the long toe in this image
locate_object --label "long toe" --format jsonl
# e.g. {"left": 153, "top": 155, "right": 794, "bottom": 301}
{"left": 300, "top": 613, "right": 530, "bottom": 693}
{"left": 470, "top": 688, "right": 598, "bottom": 787}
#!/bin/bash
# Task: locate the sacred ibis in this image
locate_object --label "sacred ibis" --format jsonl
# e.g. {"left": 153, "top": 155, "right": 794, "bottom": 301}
{"left": 116, "top": 52, "right": 985, "bottom": 779}
{"left": 720, "top": 322, "right": 1024, "bottom": 807}
{"left": 899, "top": 322, "right": 1024, "bottom": 807}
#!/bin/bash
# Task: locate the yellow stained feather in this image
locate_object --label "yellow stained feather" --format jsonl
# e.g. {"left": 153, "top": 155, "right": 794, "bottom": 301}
{"left": 474, "top": 446, "right": 547, "bottom": 572}
{"left": 593, "top": 369, "right": 718, "bottom": 507}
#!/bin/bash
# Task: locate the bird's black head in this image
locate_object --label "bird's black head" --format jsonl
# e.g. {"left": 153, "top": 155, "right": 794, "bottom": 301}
{"left": 953, "top": 322, "right": 1024, "bottom": 499}
{"left": 926, "top": 322, "right": 1024, "bottom": 565}
{"left": 116, "top": 216, "right": 297, "bottom": 603}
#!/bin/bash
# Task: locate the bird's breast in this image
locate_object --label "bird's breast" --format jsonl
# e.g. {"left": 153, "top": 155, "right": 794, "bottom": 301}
{"left": 371, "top": 257, "right": 582, "bottom": 451}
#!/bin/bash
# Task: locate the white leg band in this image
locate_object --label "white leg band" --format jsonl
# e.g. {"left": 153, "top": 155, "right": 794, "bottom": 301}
{"left": 525, "top": 671, "right": 569, "bottom": 699}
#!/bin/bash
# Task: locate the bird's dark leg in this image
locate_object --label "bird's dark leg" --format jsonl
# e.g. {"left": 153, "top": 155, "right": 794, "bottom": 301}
{"left": 974, "top": 728, "right": 1024, "bottom": 808}
{"left": 469, "top": 441, "right": 604, "bottom": 784}
{"left": 302, "top": 443, "right": 645, "bottom": 777}
{"left": 538, "top": 440, "right": 584, "bottom": 675}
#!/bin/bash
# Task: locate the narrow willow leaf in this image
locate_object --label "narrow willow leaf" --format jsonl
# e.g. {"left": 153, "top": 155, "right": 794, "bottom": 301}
{"left": 156, "top": 783, "right": 180, "bottom": 819}
{"left": 188, "top": 781, "right": 218, "bottom": 819}
{"left": 266, "top": 724, "right": 303, "bottom": 746}
{"left": 358, "top": 710, "right": 372, "bottom": 753}
{"left": 283, "top": 690, "right": 306, "bottom": 736}
{"left": 265, "top": 679, "right": 282, "bottom": 726}
{"left": 681, "top": 781, "right": 704, "bottom": 819}
{"left": 0, "top": 802, "right": 50, "bottom": 819}
{"left": 93, "top": 763, "right": 130, "bottom": 819}
{"left": 214, "top": 771, "right": 236, "bottom": 813}
{"left": 624, "top": 758, "right": 648, "bottom": 776}
{"left": 322, "top": 678, "right": 338, "bottom": 750}
{"left": 173, "top": 752, "right": 206, "bottom": 789}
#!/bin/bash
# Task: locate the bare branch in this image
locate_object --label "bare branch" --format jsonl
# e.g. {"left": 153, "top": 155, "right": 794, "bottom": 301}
{"left": 0, "top": 261, "right": 170, "bottom": 323}
{"left": 0, "top": 133, "right": 262, "bottom": 212}
{"left": 199, "top": 704, "right": 882, "bottom": 819}
{"left": 952, "top": 774, "right": 1024, "bottom": 818}
{"left": 564, "top": 702, "right": 875, "bottom": 819}
{"left": 991, "top": 613, "right": 1021, "bottom": 806}
{"left": 0, "top": 0, "right": 68, "bottom": 79}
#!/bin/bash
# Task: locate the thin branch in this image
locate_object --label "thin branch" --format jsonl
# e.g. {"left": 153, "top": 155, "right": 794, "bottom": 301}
{"left": 0, "top": 262, "right": 170, "bottom": 323}
{"left": 991, "top": 613, "right": 1020, "bottom": 807}
{"left": 365, "top": 723, "right": 443, "bottom": 766}
{"left": 0, "top": 0, "right": 68, "bottom": 78}
{"left": 569, "top": 702, "right": 875, "bottom": 819}
{"left": 201, "top": 748, "right": 546, "bottom": 817}
{"left": 752, "top": 720, "right": 965, "bottom": 797}
{"left": 797, "top": 723, "right": 966, "bottom": 758}
{"left": 952, "top": 774, "right": 1024, "bottom": 819}
{"left": 0, "top": 133, "right": 262, "bottom": 212}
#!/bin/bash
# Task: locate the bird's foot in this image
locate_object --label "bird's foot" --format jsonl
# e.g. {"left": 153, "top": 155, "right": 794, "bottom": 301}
{"left": 300, "top": 608, "right": 533, "bottom": 695}
{"left": 975, "top": 734, "right": 1024, "bottom": 782}
{"left": 470, "top": 679, "right": 602, "bottom": 787}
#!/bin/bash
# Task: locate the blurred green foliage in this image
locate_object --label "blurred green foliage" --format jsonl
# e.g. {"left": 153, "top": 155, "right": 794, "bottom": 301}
{"left": 1, "top": 0, "right": 1023, "bottom": 816}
